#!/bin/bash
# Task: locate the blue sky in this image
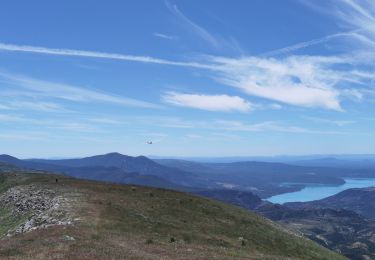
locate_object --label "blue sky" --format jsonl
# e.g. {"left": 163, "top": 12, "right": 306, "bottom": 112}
{"left": 1, "top": 0, "right": 375, "bottom": 158}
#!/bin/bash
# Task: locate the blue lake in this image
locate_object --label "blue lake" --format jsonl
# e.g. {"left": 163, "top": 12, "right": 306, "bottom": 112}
{"left": 267, "top": 178, "right": 375, "bottom": 204}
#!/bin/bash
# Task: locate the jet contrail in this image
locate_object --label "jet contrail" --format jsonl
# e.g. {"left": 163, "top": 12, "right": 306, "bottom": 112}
{"left": 262, "top": 31, "right": 356, "bottom": 57}
{"left": 0, "top": 42, "right": 214, "bottom": 69}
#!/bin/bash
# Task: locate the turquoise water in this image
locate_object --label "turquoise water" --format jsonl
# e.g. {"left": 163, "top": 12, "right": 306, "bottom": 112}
{"left": 267, "top": 178, "right": 375, "bottom": 204}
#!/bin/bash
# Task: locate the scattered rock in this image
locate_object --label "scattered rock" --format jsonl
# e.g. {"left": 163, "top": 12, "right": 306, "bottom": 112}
{"left": 0, "top": 184, "right": 74, "bottom": 236}
{"left": 63, "top": 235, "right": 75, "bottom": 241}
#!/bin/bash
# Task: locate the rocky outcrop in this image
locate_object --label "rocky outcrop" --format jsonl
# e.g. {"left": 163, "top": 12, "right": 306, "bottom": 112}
{"left": 0, "top": 184, "right": 74, "bottom": 236}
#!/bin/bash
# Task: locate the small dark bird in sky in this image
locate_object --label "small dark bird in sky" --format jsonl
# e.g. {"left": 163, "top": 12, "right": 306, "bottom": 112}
{"left": 146, "top": 141, "right": 153, "bottom": 144}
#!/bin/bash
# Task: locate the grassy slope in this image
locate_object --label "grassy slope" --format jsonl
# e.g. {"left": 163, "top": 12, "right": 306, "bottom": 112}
{"left": 0, "top": 173, "right": 345, "bottom": 259}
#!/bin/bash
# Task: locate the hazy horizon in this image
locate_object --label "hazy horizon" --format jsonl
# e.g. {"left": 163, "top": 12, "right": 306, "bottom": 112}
{"left": 5, "top": 152, "right": 375, "bottom": 161}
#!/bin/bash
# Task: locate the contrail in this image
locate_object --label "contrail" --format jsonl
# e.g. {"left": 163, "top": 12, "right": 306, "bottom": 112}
{"left": 0, "top": 42, "right": 214, "bottom": 69}
{"left": 262, "top": 31, "right": 355, "bottom": 57}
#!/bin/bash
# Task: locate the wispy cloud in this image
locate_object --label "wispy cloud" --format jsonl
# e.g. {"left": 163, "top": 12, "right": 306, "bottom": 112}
{"left": 87, "top": 118, "right": 124, "bottom": 125}
{"left": 0, "top": 42, "right": 213, "bottom": 69}
{"left": 164, "top": 0, "right": 243, "bottom": 53}
{"left": 153, "top": 32, "right": 177, "bottom": 40}
{"left": 140, "top": 132, "right": 168, "bottom": 138}
{"left": 268, "top": 103, "right": 283, "bottom": 110}
{"left": 305, "top": 116, "right": 355, "bottom": 127}
{"left": 0, "top": 104, "right": 11, "bottom": 110}
{"left": 0, "top": 72, "right": 161, "bottom": 109}
{"left": 129, "top": 115, "right": 345, "bottom": 135}
{"left": 185, "top": 132, "right": 241, "bottom": 141}
{"left": 0, "top": 114, "right": 24, "bottom": 122}
{"left": 214, "top": 120, "right": 344, "bottom": 134}
{"left": 46, "top": 122, "right": 99, "bottom": 133}
{"left": 0, "top": 132, "right": 45, "bottom": 141}
{"left": 162, "top": 92, "right": 253, "bottom": 112}
{"left": 305, "top": 0, "right": 375, "bottom": 51}
{"left": 208, "top": 54, "right": 375, "bottom": 111}
{"left": 262, "top": 31, "right": 356, "bottom": 56}
{"left": 0, "top": 39, "right": 373, "bottom": 111}
{"left": 4, "top": 101, "right": 67, "bottom": 112}
{"left": 208, "top": 56, "right": 344, "bottom": 110}
{"left": 185, "top": 134, "right": 203, "bottom": 139}
{"left": 165, "top": 0, "right": 220, "bottom": 48}
{"left": 0, "top": 113, "right": 95, "bottom": 133}
{"left": 211, "top": 132, "right": 242, "bottom": 140}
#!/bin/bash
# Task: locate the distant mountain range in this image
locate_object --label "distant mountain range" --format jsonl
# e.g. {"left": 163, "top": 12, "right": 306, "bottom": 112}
{"left": 28, "top": 152, "right": 207, "bottom": 188}
{"left": 286, "top": 187, "right": 375, "bottom": 219}
{"left": 156, "top": 158, "right": 375, "bottom": 197}
{"left": 292, "top": 157, "right": 375, "bottom": 169}
{"left": 2, "top": 153, "right": 375, "bottom": 198}
{"left": 151, "top": 154, "right": 375, "bottom": 165}
{"left": 0, "top": 153, "right": 207, "bottom": 191}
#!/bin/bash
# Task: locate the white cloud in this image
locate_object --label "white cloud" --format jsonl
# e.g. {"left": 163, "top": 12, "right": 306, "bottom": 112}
{"left": 153, "top": 32, "right": 176, "bottom": 40}
{"left": 211, "top": 132, "right": 241, "bottom": 140}
{"left": 143, "top": 115, "right": 338, "bottom": 134}
{"left": 6, "top": 101, "right": 66, "bottom": 112}
{"left": 207, "top": 55, "right": 368, "bottom": 111}
{"left": 269, "top": 103, "right": 283, "bottom": 110}
{"left": 0, "top": 132, "right": 45, "bottom": 141}
{"left": 0, "top": 72, "right": 161, "bottom": 109}
{"left": 127, "top": 115, "right": 343, "bottom": 135}
{"left": 185, "top": 132, "right": 241, "bottom": 141}
{"left": 0, "top": 113, "right": 90, "bottom": 131}
{"left": 87, "top": 118, "right": 123, "bottom": 125}
{"left": 162, "top": 92, "right": 253, "bottom": 112}
{"left": 47, "top": 122, "right": 98, "bottom": 133}
{"left": 214, "top": 120, "right": 344, "bottom": 134}
{"left": 306, "top": 0, "right": 375, "bottom": 51}
{"left": 305, "top": 116, "right": 355, "bottom": 127}
{"left": 0, "top": 39, "right": 373, "bottom": 111}
{"left": 164, "top": 0, "right": 243, "bottom": 53}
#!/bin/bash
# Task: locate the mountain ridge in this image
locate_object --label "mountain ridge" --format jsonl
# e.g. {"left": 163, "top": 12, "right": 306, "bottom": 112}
{"left": 3, "top": 153, "right": 375, "bottom": 199}
{"left": 285, "top": 187, "right": 375, "bottom": 219}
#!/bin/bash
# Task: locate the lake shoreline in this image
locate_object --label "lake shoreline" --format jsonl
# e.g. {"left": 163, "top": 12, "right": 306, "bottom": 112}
{"left": 267, "top": 178, "right": 375, "bottom": 204}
